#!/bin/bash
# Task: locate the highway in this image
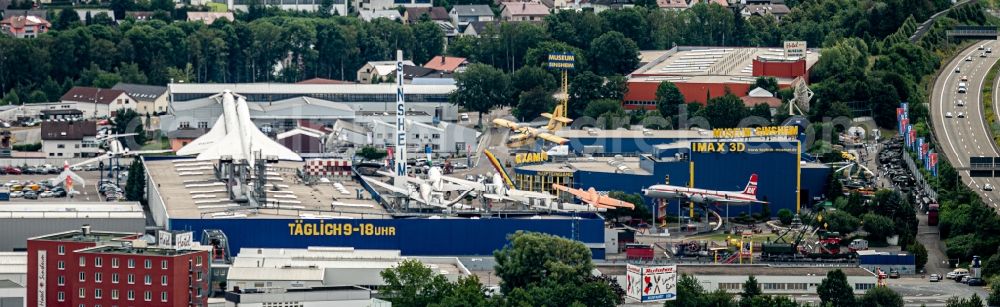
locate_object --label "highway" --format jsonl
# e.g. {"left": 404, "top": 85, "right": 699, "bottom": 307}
{"left": 930, "top": 41, "right": 1000, "bottom": 208}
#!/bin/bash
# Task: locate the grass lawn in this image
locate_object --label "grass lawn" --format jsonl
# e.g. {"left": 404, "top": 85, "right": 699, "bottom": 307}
{"left": 207, "top": 3, "right": 228, "bottom": 12}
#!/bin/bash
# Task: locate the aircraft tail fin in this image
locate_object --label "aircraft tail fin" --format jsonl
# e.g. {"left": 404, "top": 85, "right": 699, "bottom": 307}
{"left": 742, "top": 173, "right": 758, "bottom": 196}
{"left": 177, "top": 117, "right": 227, "bottom": 156}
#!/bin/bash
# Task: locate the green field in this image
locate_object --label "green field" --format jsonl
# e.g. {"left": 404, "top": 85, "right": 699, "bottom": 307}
{"left": 207, "top": 3, "right": 228, "bottom": 12}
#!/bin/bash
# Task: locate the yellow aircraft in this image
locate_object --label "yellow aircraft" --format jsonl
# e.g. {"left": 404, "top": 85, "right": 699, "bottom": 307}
{"left": 493, "top": 94, "right": 573, "bottom": 147}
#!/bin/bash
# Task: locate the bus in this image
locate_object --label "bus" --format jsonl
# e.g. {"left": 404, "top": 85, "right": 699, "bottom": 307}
{"left": 928, "top": 203, "right": 939, "bottom": 226}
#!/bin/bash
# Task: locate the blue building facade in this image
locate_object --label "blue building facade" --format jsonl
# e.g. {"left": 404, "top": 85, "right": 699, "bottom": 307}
{"left": 515, "top": 138, "right": 830, "bottom": 218}
{"left": 168, "top": 215, "right": 607, "bottom": 259}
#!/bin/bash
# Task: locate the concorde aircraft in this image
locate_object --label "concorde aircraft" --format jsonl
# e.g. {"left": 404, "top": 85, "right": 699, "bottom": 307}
{"left": 551, "top": 184, "right": 636, "bottom": 210}
{"left": 176, "top": 91, "right": 301, "bottom": 163}
{"left": 492, "top": 93, "right": 572, "bottom": 147}
{"left": 642, "top": 174, "right": 768, "bottom": 205}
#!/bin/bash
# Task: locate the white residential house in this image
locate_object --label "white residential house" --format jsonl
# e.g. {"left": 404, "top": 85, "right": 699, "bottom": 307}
{"left": 449, "top": 5, "right": 493, "bottom": 30}
{"left": 500, "top": 2, "right": 550, "bottom": 22}
{"left": 40, "top": 120, "right": 100, "bottom": 158}
{"left": 59, "top": 87, "right": 136, "bottom": 119}
{"left": 112, "top": 83, "right": 169, "bottom": 115}
{"left": 356, "top": 60, "right": 416, "bottom": 84}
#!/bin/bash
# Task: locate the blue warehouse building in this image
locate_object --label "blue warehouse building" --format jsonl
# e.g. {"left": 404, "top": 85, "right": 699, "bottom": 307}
{"left": 512, "top": 129, "right": 830, "bottom": 218}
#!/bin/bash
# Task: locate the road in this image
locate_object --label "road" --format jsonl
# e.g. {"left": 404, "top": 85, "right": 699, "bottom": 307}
{"left": 930, "top": 41, "right": 1000, "bottom": 209}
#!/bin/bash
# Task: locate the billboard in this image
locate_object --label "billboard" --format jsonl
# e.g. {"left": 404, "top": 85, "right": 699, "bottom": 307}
{"left": 158, "top": 230, "right": 172, "bottom": 247}
{"left": 626, "top": 264, "right": 677, "bottom": 302}
{"left": 174, "top": 231, "right": 193, "bottom": 250}
{"left": 547, "top": 52, "right": 575, "bottom": 70}
{"left": 784, "top": 41, "right": 807, "bottom": 59}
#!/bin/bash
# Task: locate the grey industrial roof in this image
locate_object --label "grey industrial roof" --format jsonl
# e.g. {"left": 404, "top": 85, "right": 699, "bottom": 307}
{"left": 677, "top": 265, "right": 873, "bottom": 277}
{"left": 112, "top": 82, "right": 168, "bottom": 100}
{"left": 451, "top": 5, "right": 493, "bottom": 16}
{"left": 250, "top": 96, "right": 354, "bottom": 113}
{"left": 168, "top": 83, "right": 456, "bottom": 95}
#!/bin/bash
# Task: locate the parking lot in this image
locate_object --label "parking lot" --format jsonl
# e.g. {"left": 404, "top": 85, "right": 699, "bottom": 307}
{"left": 0, "top": 170, "right": 121, "bottom": 202}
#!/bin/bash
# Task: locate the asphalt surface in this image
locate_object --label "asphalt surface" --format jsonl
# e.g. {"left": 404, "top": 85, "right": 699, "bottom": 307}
{"left": 931, "top": 41, "right": 1000, "bottom": 208}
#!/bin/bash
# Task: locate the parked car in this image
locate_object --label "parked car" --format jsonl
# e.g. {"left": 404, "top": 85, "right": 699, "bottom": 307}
{"left": 888, "top": 270, "right": 900, "bottom": 279}
{"left": 3, "top": 167, "right": 20, "bottom": 175}
{"left": 984, "top": 184, "right": 994, "bottom": 191}
{"left": 9, "top": 191, "right": 22, "bottom": 198}
{"left": 947, "top": 269, "right": 969, "bottom": 280}
{"left": 39, "top": 191, "right": 54, "bottom": 198}
{"left": 51, "top": 188, "right": 66, "bottom": 197}
{"left": 966, "top": 277, "right": 985, "bottom": 286}
{"left": 23, "top": 191, "right": 38, "bottom": 199}
{"left": 929, "top": 274, "right": 941, "bottom": 282}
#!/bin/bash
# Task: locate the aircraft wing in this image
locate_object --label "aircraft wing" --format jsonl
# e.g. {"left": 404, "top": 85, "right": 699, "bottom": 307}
{"left": 177, "top": 117, "right": 227, "bottom": 156}
{"left": 540, "top": 113, "right": 573, "bottom": 124}
{"left": 536, "top": 133, "right": 568, "bottom": 145}
{"left": 361, "top": 176, "right": 410, "bottom": 195}
{"left": 551, "top": 184, "right": 591, "bottom": 200}
{"left": 440, "top": 176, "right": 486, "bottom": 191}
{"left": 597, "top": 196, "right": 635, "bottom": 209}
{"left": 127, "top": 149, "right": 174, "bottom": 156}
{"left": 70, "top": 154, "right": 109, "bottom": 169}
{"left": 509, "top": 189, "right": 556, "bottom": 200}
{"left": 247, "top": 123, "right": 303, "bottom": 161}
{"left": 53, "top": 170, "right": 86, "bottom": 188}
{"left": 492, "top": 118, "right": 523, "bottom": 130}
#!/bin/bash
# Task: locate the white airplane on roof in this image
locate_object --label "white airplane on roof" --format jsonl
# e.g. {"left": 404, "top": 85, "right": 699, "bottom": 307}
{"left": 362, "top": 167, "right": 476, "bottom": 210}
{"left": 176, "top": 91, "right": 301, "bottom": 163}
{"left": 52, "top": 161, "right": 84, "bottom": 196}
{"left": 479, "top": 174, "right": 598, "bottom": 212}
{"left": 643, "top": 174, "right": 768, "bottom": 205}
{"left": 492, "top": 94, "right": 572, "bottom": 147}
{"left": 551, "top": 184, "right": 636, "bottom": 210}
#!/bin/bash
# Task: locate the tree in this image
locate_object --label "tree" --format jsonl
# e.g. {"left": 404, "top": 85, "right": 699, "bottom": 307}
{"left": 357, "top": 146, "right": 388, "bottom": 161}
{"left": 431, "top": 275, "right": 491, "bottom": 307}
{"left": 380, "top": 259, "right": 455, "bottom": 307}
{"left": 511, "top": 66, "right": 557, "bottom": 95}
{"left": 699, "top": 94, "right": 749, "bottom": 129}
{"left": 113, "top": 109, "right": 147, "bottom": 146}
{"left": 589, "top": 31, "right": 640, "bottom": 76}
{"left": 739, "top": 275, "right": 762, "bottom": 306}
{"left": 124, "top": 158, "right": 146, "bottom": 203}
{"left": 749, "top": 103, "right": 772, "bottom": 123}
{"left": 777, "top": 208, "right": 794, "bottom": 225}
{"left": 817, "top": 269, "right": 856, "bottom": 307}
{"left": 54, "top": 8, "right": 82, "bottom": 30}
{"left": 27, "top": 90, "right": 47, "bottom": 103}
{"left": 655, "top": 81, "right": 685, "bottom": 120}
{"left": 584, "top": 99, "right": 625, "bottom": 118}
{"left": 906, "top": 242, "right": 928, "bottom": 272}
{"left": 664, "top": 274, "right": 707, "bottom": 307}
{"left": 859, "top": 286, "right": 903, "bottom": 307}
{"left": 819, "top": 210, "right": 861, "bottom": 234}
{"left": 602, "top": 75, "right": 627, "bottom": 100}
{"left": 412, "top": 21, "right": 445, "bottom": 65}
{"left": 513, "top": 87, "right": 556, "bottom": 122}
{"left": 450, "top": 64, "right": 512, "bottom": 127}
{"left": 946, "top": 294, "right": 984, "bottom": 307}
{"left": 2, "top": 90, "right": 20, "bottom": 105}
{"left": 495, "top": 231, "right": 593, "bottom": 293}
{"left": 988, "top": 276, "right": 1000, "bottom": 307}
{"left": 569, "top": 71, "right": 605, "bottom": 118}
{"left": 495, "top": 232, "right": 623, "bottom": 306}
{"left": 752, "top": 77, "right": 779, "bottom": 95}
{"left": 862, "top": 213, "right": 896, "bottom": 241}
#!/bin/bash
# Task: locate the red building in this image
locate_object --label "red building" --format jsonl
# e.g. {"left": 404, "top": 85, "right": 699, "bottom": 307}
{"left": 623, "top": 46, "right": 818, "bottom": 110}
{"left": 27, "top": 226, "right": 211, "bottom": 307}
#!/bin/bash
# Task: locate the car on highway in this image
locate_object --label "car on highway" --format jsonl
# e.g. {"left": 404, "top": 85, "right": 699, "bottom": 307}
{"left": 946, "top": 112, "right": 954, "bottom": 118}
{"left": 930, "top": 274, "right": 942, "bottom": 282}
{"left": 979, "top": 45, "right": 985, "bottom": 50}
{"left": 956, "top": 66, "right": 962, "bottom": 73}
{"left": 984, "top": 183, "right": 994, "bottom": 191}
{"left": 962, "top": 75, "right": 969, "bottom": 81}
{"left": 958, "top": 112, "right": 966, "bottom": 118}
{"left": 982, "top": 52, "right": 988, "bottom": 58}
{"left": 989, "top": 47, "right": 993, "bottom": 54}
{"left": 967, "top": 56, "right": 974, "bottom": 61}
{"left": 957, "top": 99, "right": 966, "bottom": 106}
{"left": 959, "top": 86, "right": 967, "bottom": 93}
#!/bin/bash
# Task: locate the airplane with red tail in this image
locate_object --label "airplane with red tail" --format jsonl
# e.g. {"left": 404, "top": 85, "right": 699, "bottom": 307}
{"left": 642, "top": 174, "right": 767, "bottom": 205}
